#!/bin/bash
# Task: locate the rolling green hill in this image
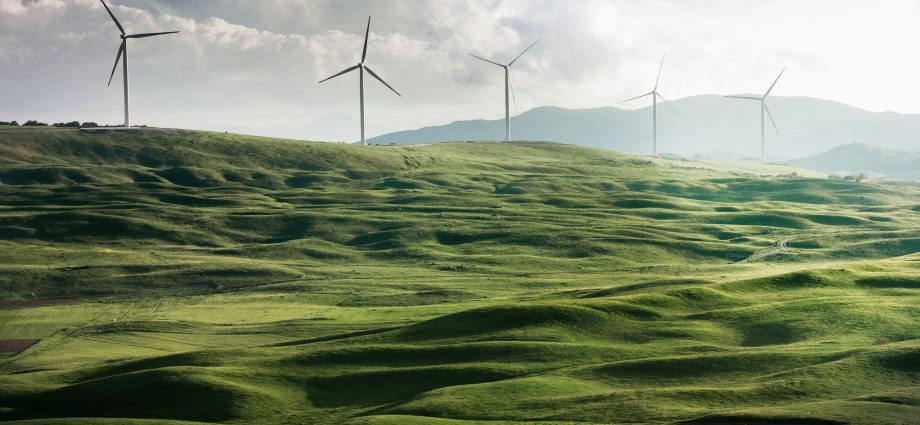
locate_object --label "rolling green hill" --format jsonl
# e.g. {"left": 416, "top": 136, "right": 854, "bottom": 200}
{"left": 1, "top": 127, "right": 920, "bottom": 424}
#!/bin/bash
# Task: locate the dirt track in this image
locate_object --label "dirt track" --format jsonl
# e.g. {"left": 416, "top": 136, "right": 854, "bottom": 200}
{"left": 737, "top": 239, "right": 791, "bottom": 264}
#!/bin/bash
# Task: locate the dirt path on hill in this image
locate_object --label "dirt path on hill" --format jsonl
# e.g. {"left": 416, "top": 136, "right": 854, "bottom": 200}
{"left": 736, "top": 239, "right": 791, "bottom": 264}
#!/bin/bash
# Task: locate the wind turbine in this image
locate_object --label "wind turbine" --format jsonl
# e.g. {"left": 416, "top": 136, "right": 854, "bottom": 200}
{"left": 619, "top": 54, "right": 683, "bottom": 158}
{"left": 726, "top": 68, "right": 785, "bottom": 163}
{"left": 100, "top": 0, "right": 179, "bottom": 128}
{"left": 318, "top": 16, "right": 401, "bottom": 146}
{"left": 468, "top": 40, "right": 540, "bottom": 142}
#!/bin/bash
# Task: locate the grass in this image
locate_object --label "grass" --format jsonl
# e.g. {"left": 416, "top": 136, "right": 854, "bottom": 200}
{"left": 0, "top": 127, "right": 919, "bottom": 423}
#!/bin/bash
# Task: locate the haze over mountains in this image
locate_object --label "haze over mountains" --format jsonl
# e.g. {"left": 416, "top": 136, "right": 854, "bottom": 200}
{"left": 788, "top": 143, "right": 920, "bottom": 179}
{"left": 367, "top": 95, "right": 920, "bottom": 160}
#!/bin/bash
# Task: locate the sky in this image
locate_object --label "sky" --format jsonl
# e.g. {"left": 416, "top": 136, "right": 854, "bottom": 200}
{"left": 2, "top": 0, "right": 919, "bottom": 142}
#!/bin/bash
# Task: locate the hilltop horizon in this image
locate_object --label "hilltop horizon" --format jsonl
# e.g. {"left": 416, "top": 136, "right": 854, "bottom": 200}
{"left": 361, "top": 94, "right": 920, "bottom": 158}
{"left": 9, "top": 93, "right": 900, "bottom": 158}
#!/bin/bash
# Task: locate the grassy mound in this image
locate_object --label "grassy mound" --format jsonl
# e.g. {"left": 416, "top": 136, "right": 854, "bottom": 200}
{"left": 14, "top": 367, "right": 290, "bottom": 422}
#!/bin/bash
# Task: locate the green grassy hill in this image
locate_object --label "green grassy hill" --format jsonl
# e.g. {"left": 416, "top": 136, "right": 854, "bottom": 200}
{"left": 1, "top": 127, "right": 919, "bottom": 424}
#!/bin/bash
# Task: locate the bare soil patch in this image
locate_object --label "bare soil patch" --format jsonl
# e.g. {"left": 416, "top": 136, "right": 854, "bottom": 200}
{"left": 0, "top": 340, "right": 39, "bottom": 353}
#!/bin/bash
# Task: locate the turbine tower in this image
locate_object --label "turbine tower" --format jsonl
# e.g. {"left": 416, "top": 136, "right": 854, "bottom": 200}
{"left": 468, "top": 40, "right": 540, "bottom": 142}
{"left": 318, "top": 16, "right": 401, "bottom": 146}
{"left": 619, "top": 54, "right": 683, "bottom": 158}
{"left": 726, "top": 69, "right": 785, "bottom": 163}
{"left": 101, "top": 0, "right": 179, "bottom": 128}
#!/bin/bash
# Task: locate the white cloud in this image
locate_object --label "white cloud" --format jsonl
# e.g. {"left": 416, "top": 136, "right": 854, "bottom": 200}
{"left": 2, "top": 0, "right": 920, "bottom": 143}
{"left": 0, "top": 0, "right": 27, "bottom": 15}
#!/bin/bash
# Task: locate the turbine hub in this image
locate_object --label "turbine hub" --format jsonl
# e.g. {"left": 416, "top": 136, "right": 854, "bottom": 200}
{"left": 120, "top": 34, "right": 126, "bottom": 40}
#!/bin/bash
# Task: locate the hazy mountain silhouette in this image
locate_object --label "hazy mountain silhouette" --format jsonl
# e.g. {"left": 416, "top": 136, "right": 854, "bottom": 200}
{"left": 787, "top": 143, "right": 920, "bottom": 179}
{"left": 367, "top": 95, "right": 920, "bottom": 159}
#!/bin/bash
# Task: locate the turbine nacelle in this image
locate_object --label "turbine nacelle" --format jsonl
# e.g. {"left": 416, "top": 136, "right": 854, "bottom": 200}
{"left": 724, "top": 68, "right": 786, "bottom": 162}
{"left": 467, "top": 39, "right": 541, "bottom": 141}
{"left": 100, "top": 0, "right": 178, "bottom": 127}
{"left": 317, "top": 16, "right": 401, "bottom": 145}
{"left": 317, "top": 17, "right": 400, "bottom": 97}
{"left": 618, "top": 54, "right": 684, "bottom": 157}
{"left": 618, "top": 55, "right": 682, "bottom": 118}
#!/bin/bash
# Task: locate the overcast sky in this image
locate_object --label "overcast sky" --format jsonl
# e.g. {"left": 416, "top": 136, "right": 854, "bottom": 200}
{"left": 2, "top": 0, "right": 919, "bottom": 141}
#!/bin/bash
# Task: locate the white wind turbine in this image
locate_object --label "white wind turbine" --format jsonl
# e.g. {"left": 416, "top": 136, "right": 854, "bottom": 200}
{"left": 726, "top": 69, "right": 785, "bottom": 163}
{"left": 468, "top": 40, "right": 541, "bottom": 142}
{"left": 619, "top": 54, "right": 684, "bottom": 158}
{"left": 318, "top": 16, "right": 401, "bottom": 146}
{"left": 101, "top": 0, "right": 180, "bottom": 128}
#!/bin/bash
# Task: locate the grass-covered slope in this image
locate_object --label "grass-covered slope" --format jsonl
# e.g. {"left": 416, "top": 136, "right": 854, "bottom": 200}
{"left": 1, "top": 127, "right": 920, "bottom": 424}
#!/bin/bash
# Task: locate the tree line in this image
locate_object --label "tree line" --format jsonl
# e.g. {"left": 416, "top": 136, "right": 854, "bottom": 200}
{"left": 0, "top": 120, "right": 107, "bottom": 128}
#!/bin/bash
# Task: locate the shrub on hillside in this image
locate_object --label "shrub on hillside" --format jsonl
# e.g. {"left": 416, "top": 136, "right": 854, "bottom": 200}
{"left": 22, "top": 120, "right": 48, "bottom": 127}
{"left": 53, "top": 121, "right": 82, "bottom": 128}
{"left": 0, "top": 121, "right": 18, "bottom": 126}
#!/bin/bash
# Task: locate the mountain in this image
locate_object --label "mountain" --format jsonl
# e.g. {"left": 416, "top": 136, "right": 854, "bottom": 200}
{"left": 368, "top": 95, "right": 920, "bottom": 159}
{"left": 787, "top": 143, "right": 920, "bottom": 179}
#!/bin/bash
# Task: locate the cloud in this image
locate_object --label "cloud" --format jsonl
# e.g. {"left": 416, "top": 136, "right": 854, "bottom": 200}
{"left": 2, "top": 0, "right": 920, "bottom": 145}
{"left": 0, "top": 0, "right": 27, "bottom": 15}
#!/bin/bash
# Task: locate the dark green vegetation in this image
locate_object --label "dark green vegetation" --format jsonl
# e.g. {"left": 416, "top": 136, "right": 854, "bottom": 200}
{"left": 1, "top": 127, "right": 920, "bottom": 424}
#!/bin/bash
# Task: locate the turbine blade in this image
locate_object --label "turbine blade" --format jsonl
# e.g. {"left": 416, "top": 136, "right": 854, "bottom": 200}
{"left": 467, "top": 53, "right": 504, "bottom": 68}
{"left": 725, "top": 95, "right": 763, "bottom": 101}
{"left": 618, "top": 91, "right": 654, "bottom": 104}
{"left": 361, "top": 16, "right": 371, "bottom": 63}
{"left": 654, "top": 53, "right": 666, "bottom": 90}
{"left": 764, "top": 68, "right": 786, "bottom": 97}
{"left": 126, "top": 31, "right": 180, "bottom": 38}
{"left": 508, "top": 39, "right": 540, "bottom": 66}
{"left": 509, "top": 71, "right": 517, "bottom": 111}
{"left": 657, "top": 93, "right": 684, "bottom": 121}
{"left": 764, "top": 103, "right": 779, "bottom": 134}
{"left": 107, "top": 40, "right": 125, "bottom": 87}
{"left": 100, "top": 0, "right": 125, "bottom": 35}
{"left": 318, "top": 64, "right": 360, "bottom": 84}
{"left": 364, "top": 66, "right": 401, "bottom": 97}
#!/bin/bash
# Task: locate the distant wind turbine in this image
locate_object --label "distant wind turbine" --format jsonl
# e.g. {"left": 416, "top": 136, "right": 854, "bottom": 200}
{"left": 619, "top": 54, "right": 684, "bottom": 158}
{"left": 100, "top": 0, "right": 179, "bottom": 128}
{"left": 468, "top": 40, "right": 541, "bottom": 142}
{"left": 318, "top": 16, "right": 401, "bottom": 146}
{"left": 726, "top": 69, "right": 785, "bottom": 163}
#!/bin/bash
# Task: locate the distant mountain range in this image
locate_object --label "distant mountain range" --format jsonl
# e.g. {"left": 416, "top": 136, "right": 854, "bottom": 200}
{"left": 787, "top": 143, "right": 920, "bottom": 179}
{"left": 367, "top": 95, "right": 920, "bottom": 159}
